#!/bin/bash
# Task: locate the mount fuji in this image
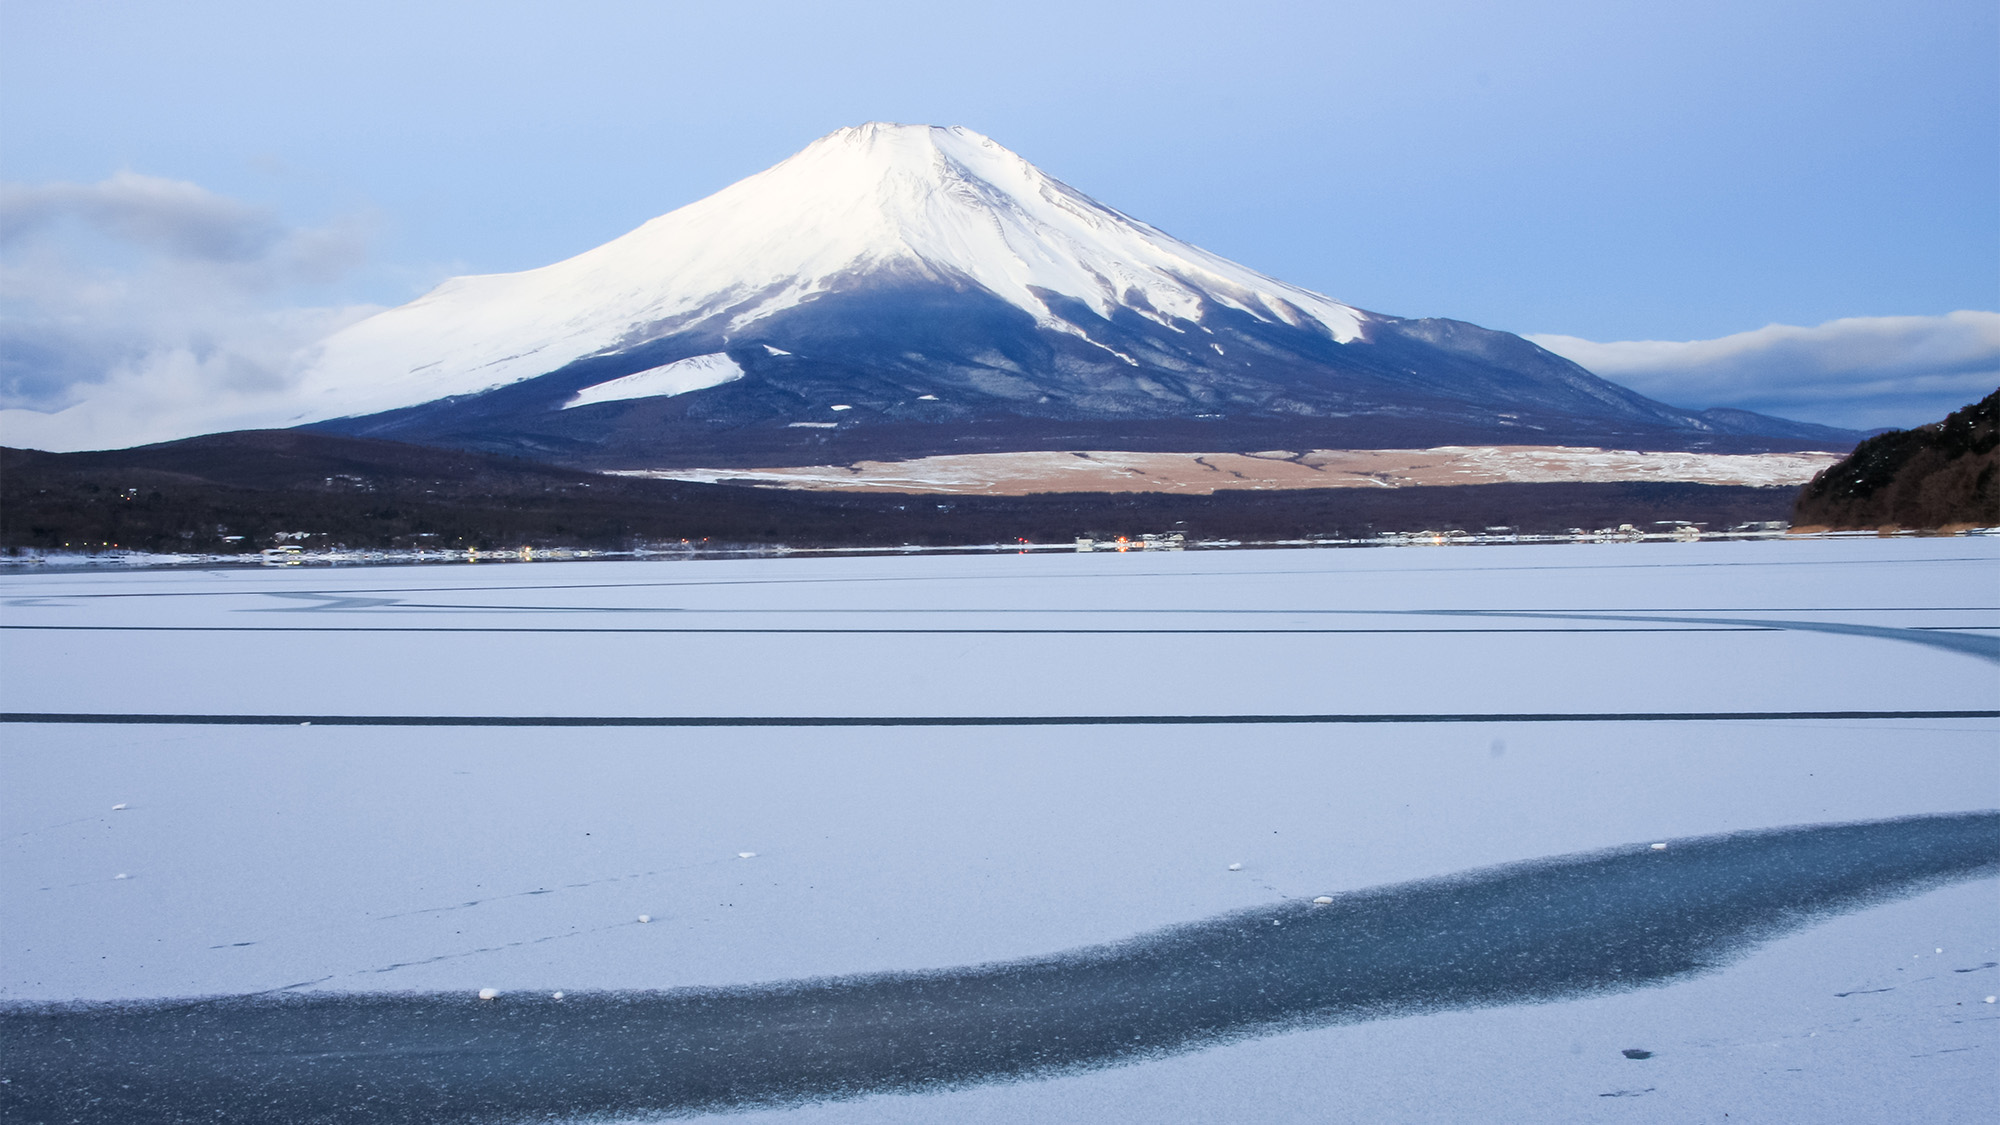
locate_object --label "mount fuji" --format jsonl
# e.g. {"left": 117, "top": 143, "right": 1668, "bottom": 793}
{"left": 296, "top": 124, "right": 1856, "bottom": 469}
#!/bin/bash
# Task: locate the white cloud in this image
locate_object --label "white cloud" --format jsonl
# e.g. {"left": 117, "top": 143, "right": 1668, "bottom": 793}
{"left": 1528, "top": 312, "right": 2000, "bottom": 431}
{"left": 0, "top": 172, "right": 381, "bottom": 451}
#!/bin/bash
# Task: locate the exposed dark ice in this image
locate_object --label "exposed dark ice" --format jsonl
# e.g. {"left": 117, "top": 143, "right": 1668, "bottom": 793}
{"left": 3, "top": 811, "right": 1995, "bottom": 1124}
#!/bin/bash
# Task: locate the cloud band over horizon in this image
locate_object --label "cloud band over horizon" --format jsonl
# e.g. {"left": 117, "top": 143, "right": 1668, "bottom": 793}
{"left": 0, "top": 172, "right": 379, "bottom": 452}
{"left": 1529, "top": 312, "right": 2000, "bottom": 432}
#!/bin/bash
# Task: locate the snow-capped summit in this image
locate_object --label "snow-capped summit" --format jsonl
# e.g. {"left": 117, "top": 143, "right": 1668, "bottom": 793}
{"left": 300, "top": 124, "right": 1857, "bottom": 465}
{"left": 294, "top": 124, "right": 1367, "bottom": 422}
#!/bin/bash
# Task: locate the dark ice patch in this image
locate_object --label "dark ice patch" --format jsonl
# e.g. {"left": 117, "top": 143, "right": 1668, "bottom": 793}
{"left": 4, "top": 811, "right": 1995, "bottom": 1125}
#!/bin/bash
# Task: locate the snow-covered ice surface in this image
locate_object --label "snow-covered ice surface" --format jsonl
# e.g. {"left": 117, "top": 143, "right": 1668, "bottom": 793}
{"left": 2, "top": 538, "right": 1996, "bottom": 1122}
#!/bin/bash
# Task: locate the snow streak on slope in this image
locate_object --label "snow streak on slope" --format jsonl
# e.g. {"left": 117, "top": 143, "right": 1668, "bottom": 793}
{"left": 562, "top": 353, "right": 744, "bottom": 410}
{"left": 286, "top": 125, "right": 1371, "bottom": 424}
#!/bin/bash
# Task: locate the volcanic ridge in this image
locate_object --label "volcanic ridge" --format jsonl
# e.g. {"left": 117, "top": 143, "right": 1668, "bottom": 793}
{"left": 292, "top": 124, "right": 1860, "bottom": 472}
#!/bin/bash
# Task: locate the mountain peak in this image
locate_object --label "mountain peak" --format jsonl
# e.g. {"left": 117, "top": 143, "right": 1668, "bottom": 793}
{"left": 811, "top": 120, "right": 975, "bottom": 149}
{"left": 289, "top": 125, "right": 1370, "bottom": 423}
{"left": 802, "top": 122, "right": 1013, "bottom": 169}
{"left": 289, "top": 125, "right": 1854, "bottom": 468}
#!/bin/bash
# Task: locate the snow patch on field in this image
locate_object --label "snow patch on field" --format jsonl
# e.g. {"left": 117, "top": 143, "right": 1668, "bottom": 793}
{"left": 616, "top": 446, "right": 1844, "bottom": 494}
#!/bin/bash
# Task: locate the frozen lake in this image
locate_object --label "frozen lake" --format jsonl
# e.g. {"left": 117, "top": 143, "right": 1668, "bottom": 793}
{"left": 2, "top": 538, "right": 1996, "bottom": 1122}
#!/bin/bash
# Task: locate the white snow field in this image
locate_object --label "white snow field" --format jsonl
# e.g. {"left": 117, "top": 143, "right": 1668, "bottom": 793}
{"left": 2, "top": 537, "right": 1996, "bottom": 1122}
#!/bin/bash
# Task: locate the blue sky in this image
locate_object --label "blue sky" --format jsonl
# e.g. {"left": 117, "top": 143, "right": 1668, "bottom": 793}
{"left": 2, "top": 0, "right": 1995, "bottom": 444}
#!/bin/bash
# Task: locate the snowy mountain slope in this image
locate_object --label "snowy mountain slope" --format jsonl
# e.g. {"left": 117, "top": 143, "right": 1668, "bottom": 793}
{"left": 291, "top": 124, "right": 1365, "bottom": 422}
{"left": 298, "top": 124, "right": 1861, "bottom": 467}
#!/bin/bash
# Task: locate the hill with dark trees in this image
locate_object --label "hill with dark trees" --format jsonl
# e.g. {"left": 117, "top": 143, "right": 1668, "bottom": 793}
{"left": 1792, "top": 390, "right": 1999, "bottom": 530}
